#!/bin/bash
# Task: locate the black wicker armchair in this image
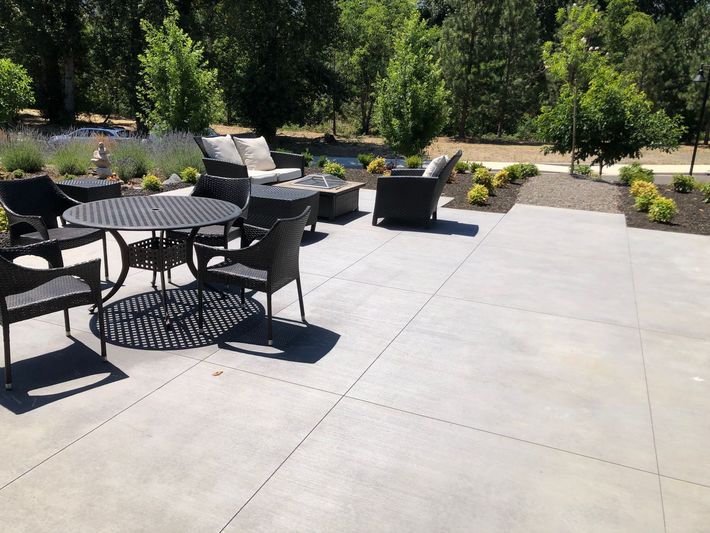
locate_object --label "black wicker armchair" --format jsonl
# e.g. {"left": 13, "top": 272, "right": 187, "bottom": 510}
{"left": 195, "top": 208, "right": 310, "bottom": 346}
{"left": 194, "top": 136, "right": 305, "bottom": 178}
{"left": 166, "top": 174, "right": 251, "bottom": 248}
{"left": 372, "top": 150, "right": 463, "bottom": 227}
{"left": 0, "top": 241, "right": 107, "bottom": 390}
{"left": 0, "top": 175, "right": 110, "bottom": 280}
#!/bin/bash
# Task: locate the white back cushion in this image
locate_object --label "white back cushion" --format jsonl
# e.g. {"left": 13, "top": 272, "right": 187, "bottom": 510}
{"left": 232, "top": 136, "right": 276, "bottom": 171}
{"left": 423, "top": 155, "right": 449, "bottom": 177}
{"left": 201, "top": 136, "right": 243, "bottom": 164}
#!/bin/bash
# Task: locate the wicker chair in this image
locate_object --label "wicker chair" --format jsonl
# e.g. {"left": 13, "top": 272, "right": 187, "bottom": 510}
{"left": 372, "top": 150, "right": 463, "bottom": 227}
{"left": 195, "top": 208, "right": 310, "bottom": 346}
{"left": 0, "top": 175, "right": 110, "bottom": 280}
{"left": 0, "top": 241, "right": 107, "bottom": 390}
{"left": 166, "top": 174, "right": 251, "bottom": 248}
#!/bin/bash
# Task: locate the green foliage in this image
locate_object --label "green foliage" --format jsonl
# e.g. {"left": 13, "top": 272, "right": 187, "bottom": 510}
{"left": 634, "top": 190, "right": 660, "bottom": 212}
{"left": 180, "top": 167, "right": 200, "bottom": 184}
{"left": 700, "top": 183, "right": 710, "bottom": 204}
{"left": 357, "top": 153, "right": 375, "bottom": 168}
{"left": 63, "top": 174, "right": 77, "bottom": 180}
{"left": 367, "top": 157, "right": 387, "bottom": 174}
{"left": 671, "top": 174, "right": 695, "bottom": 193}
{"left": 505, "top": 162, "right": 540, "bottom": 181}
{"left": 0, "top": 207, "right": 7, "bottom": 232}
{"left": 113, "top": 142, "right": 151, "bottom": 181}
{"left": 454, "top": 161, "right": 469, "bottom": 174}
{"left": 467, "top": 184, "right": 489, "bottom": 205}
{"left": 572, "top": 164, "right": 593, "bottom": 176}
{"left": 405, "top": 155, "right": 423, "bottom": 168}
{"left": 518, "top": 163, "right": 539, "bottom": 178}
{"left": 323, "top": 161, "right": 346, "bottom": 179}
{"left": 0, "top": 140, "right": 45, "bottom": 172}
{"left": 52, "top": 142, "right": 92, "bottom": 175}
{"left": 619, "top": 163, "right": 654, "bottom": 185}
{"left": 12, "top": 169, "right": 25, "bottom": 179}
{"left": 472, "top": 167, "right": 494, "bottom": 192}
{"left": 0, "top": 59, "right": 34, "bottom": 123}
{"left": 316, "top": 155, "right": 327, "bottom": 168}
{"left": 142, "top": 174, "right": 162, "bottom": 191}
{"left": 468, "top": 162, "right": 486, "bottom": 172}
{"left": 302, "top": 149, "right": 314, "bottom": 167}
{"left": 648, "top": 196, "right": 677, "bottom": 223}
{"left": 138, "top": 11, "right": 222, "bottom": 133}
{"left": 629, "top": 180, "right": 658, "bottom": 198}
{"left": 375, "top": 16, "right": 449, "bottom": 156}
{"left": 538, "top": 66, "right": 684, "bottom": 174}
{"left": 493, "top": 169, "right": 510, "bottom": 188}
{"left": 150, "top": 133, "right": 204, "bottom": 178}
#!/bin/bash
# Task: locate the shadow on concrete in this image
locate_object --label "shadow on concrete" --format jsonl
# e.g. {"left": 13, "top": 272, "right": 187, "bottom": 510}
{"left": 0, "top": 341, "right": 127, "bottom": 414}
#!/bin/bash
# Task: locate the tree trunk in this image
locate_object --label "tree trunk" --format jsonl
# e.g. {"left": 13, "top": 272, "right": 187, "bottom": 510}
{"left": 63, "top": 53, "right": 76, "bottom": 122}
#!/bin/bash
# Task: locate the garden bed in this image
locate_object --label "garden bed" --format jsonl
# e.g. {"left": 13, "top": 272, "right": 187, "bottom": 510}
{"left": 620, "top": 184, "right": 710, "bottom": 236}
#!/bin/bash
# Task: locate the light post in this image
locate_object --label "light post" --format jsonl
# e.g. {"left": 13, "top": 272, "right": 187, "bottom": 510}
{"left": 690, "top": 65, "right": 710, "bottom": 176}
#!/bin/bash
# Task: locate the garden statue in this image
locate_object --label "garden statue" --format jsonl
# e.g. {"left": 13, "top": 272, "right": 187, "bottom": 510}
{"left": 92, "top": 142, "right": 112, "bottom": 178}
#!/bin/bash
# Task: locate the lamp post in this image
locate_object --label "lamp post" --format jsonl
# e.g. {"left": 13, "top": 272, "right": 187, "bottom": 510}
{"left": 690, "top": 65, "right": 710, "bottom": 176}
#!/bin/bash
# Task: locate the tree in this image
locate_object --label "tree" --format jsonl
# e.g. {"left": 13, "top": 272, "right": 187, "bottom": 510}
{"left": 137, "top": 10, "right": 221, "bottom": 133}
{"left": 537, "top": 66, "right": 684, "bottom": 174}
{"left": 216, "top": 0, "right": 340, "bottom": 138}
{"left": 374, "top": 16, "right": 449, "bottom": 156}
{"left": 543, "top": 1, "right": 604, "bottom": 171}
{"left": 338, "top": 0, "right": 416, "bottom": 134}
{"left": 0, "top": 58, "right": 34, "bottom": 123}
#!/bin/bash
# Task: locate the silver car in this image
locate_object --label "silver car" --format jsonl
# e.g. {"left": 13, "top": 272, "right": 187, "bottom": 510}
{"left": 49, "top": 127, "right": 131, "bottom": 143}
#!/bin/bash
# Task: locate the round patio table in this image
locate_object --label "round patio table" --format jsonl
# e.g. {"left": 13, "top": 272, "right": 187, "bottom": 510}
{"left": 64, "top": 195, "right": 241, "bottom": 326}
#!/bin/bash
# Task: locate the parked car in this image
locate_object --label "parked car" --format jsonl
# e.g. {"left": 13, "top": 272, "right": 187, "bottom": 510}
{"left": 49, "top": 127, "right": 131, "bottom": 144}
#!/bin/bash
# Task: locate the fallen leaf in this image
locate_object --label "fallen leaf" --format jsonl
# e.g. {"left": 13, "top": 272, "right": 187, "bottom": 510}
{"left": 212, "top": 371, "right": 223, "bottom": 377}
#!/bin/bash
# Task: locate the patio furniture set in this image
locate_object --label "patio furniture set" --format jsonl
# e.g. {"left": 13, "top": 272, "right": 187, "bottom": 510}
{"left": 0, "top": 134, "right": 461, "bottom": 390}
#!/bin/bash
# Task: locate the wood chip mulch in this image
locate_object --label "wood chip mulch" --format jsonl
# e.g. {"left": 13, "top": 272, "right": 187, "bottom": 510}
{"left": 620, "top": 185, "right": 710, "bottom": 236}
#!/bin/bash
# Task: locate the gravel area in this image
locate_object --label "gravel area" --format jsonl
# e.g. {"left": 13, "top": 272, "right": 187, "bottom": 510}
{"left": 517, "top": 173, "right": 621, "bottom": 213}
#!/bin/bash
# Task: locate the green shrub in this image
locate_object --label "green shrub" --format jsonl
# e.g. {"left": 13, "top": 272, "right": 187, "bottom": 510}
{"left": 367, "top": 157, "right": 387, "bottom": 174}
{"left": 467, "top": 184, "right": 489, "bottom": 205}
{"left": 0, "top": 140, "right": 45, "bottom": 172}
{"left": 150, "top": 133, "right": 204, "bottom": 178}
{"left": 180, "top": 166, "right": 199, "bottom": 183}
{"left": 12, "top": 168, "right": 24, "bottom": 178}
{"left": 634, "top": 191, "right": 659, "bottom": 212}
{"left": 454, "top": 160, "right": 469, "bottom": 174}
{"left": 405, "top": 154, "right": 423, "bottom": 168}
{"left": 323, "top": 161, "right": 346, "bottom": 179}
{"left": 62, "top": 174, "right": 77, "bottom": 180}
{"left": 357, "top": 153, "right": 375, "bottom": 168}
{"left": 572, "top": 164, "right": 593, "bottom": 176}
{"left": 113, "top": 142, "right": 151, "bottom": 181}
{"left": 493, "top": 169, "right": 510, "bottom": 188}
{"left": 629, "top": 180, "right": 658, "bottom": 198}
{"left": 519, "top": 163, "right": 539, "bottom": 178}
{"left": 52, "top": 141, "right": 91, "bottom": 175}
{"left": 0, "top": 58, "right": 35, "bottom": 123}
{"left": 302, "top": 149, "right": 313, "bottom": 167}
{"left": 671, "top": 174, "right": 695, "bottom": 193}
{"left": 316, "top": 155, "right": 327, "bottom": 168}
{"left": 469, "top": 162, "right": 486, "bottom": 172}
{"left": 503, "top": 163, "right": 538, "bottom": 181}
{"left": 618, "top": 163, "right": 654, "bottom": 185}
{"left": 472, "top": 167, "right": 494, "bottom": 192}
{"left": 0, "top": 207, "right": 7, "bottom": 232}
{"left": 142, "top": 174, "right": 162, "bottom": 191}
{"left": 648, "top": 196, "right": 677, "bottom": 223}
{"left": 700, "top": 182, "right": 710, "bottom": 204}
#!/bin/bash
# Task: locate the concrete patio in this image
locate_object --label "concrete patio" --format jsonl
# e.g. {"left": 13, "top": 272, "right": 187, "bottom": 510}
{"left": 1, "top": 190, "right": 709, "bottom": 532}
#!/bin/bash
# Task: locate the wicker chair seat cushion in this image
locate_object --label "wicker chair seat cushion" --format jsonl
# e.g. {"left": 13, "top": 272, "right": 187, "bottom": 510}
{"left": 5, "top": 275, "right": 92, "bottom": 321}
{"left": 208, "top": 261, "right": 268, "bottom": 289}
{"left": 17, "top": 225, "right": 103, "bottom": 248}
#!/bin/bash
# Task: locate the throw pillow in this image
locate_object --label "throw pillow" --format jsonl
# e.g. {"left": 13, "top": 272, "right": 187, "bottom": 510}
{"left": 201, "top": 135, "right": 243, "bottom": 165}
{"left": 232, "top": 136, "right": 276, "bottom": 171}
{"left": 423, "top": 155, "right": 449, "bottom": 177}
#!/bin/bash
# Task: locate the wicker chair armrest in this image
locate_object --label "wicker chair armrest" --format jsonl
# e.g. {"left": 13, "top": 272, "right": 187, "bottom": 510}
{"left": 2, "top": 205, "right": 50, "bottom": 239}
{"left": 0, "top": 240, "right": 64, "bottom": 267}
{"left": 195, "top": 242, "right": 269, "bottom": 275}
{"left": 271, "top": 151, "right": 305, "bottom": 173}
{"left": 390, "top": 168, "right": 426, "bottom": 176}
{"left": 202, "top": 158, "right": 250, "bottom": 179}
{"left": 0, "top": 259, "right": 102, "bottom": 298}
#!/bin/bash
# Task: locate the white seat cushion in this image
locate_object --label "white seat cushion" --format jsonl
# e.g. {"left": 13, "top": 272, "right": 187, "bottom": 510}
{"left": 232, "top": 136, "right": 276, "bottom": 171}
{"left": 423, "top": 155, "right": 448, "bottom": 177}
{"left": 274, "top": 168, "right": 302, "bottom": 182}
{"left": 201, "top": 136, "right": 243, "bottom": 164}
{"left": 248, "top": 169, "right": 278, "bottom": 185}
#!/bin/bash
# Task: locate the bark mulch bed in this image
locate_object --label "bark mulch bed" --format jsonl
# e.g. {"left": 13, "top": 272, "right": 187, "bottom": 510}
{"left": 620, "top": 184, "right": 710, "bottom": 236}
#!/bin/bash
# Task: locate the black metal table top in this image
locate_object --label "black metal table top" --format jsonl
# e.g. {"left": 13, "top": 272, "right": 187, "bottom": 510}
{"left": 63, "top": 195, "right": 242, "bottom": 231}
{"left": 251, "top": 184, "right": 319, "bottom": 200}
{"left": 58, "top": 179, "right": 120, "bottom": 189}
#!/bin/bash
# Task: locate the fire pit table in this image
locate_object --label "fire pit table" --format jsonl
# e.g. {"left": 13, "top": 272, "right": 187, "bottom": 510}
{"left": 63, "top": 195, "right": 241, "bottom": 327}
